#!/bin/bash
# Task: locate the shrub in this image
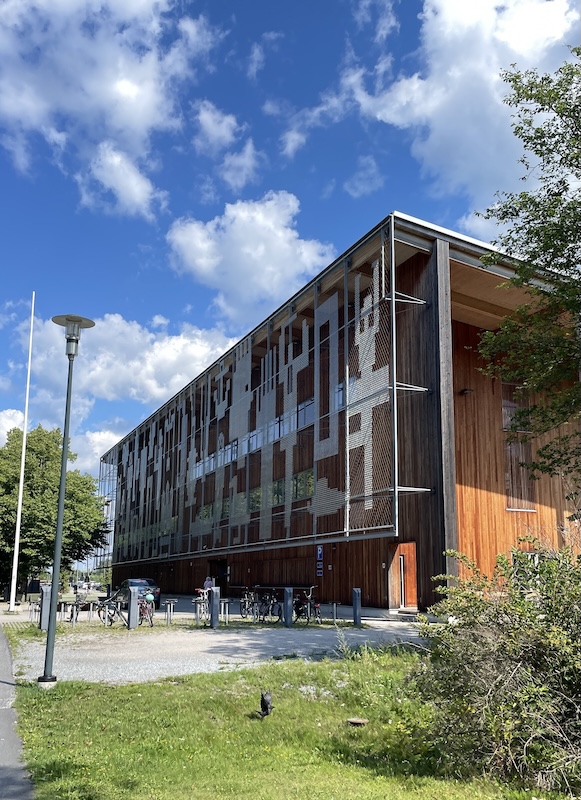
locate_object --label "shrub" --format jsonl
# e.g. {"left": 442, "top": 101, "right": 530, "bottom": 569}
{"left": 414, "top": 541, "right": 581, "bottom": 794}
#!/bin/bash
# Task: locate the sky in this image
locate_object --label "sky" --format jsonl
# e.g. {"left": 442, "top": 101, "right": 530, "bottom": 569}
{"left": 0, "top": 0, "right": 579, "bottom": 479}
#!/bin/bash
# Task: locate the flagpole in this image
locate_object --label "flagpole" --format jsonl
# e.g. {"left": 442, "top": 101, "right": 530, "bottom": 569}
{"left": 9, "top": 291, "right": 35, "bottom": 612}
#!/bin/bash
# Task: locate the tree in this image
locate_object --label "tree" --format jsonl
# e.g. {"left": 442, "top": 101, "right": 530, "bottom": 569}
{"left": 478, "top": 46, "right": 581, "bottom": 516}
{"left": 0, "top": 425, "right": 109, "bottom": 587}
{"left": 416, "top": 543, "right": 581, "bottom": 793}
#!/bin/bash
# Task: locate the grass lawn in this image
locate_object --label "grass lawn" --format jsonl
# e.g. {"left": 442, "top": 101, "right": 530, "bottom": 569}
{"left": 9, "top": 630, "right": 556, "bottom": 800}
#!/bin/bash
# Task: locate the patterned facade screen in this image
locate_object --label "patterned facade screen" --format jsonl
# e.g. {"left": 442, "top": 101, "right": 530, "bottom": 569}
{"left": 103, "top": 257, "right": 395, "bottom": 565}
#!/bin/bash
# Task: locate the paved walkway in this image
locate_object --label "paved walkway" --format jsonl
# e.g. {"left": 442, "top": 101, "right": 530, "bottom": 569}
{"left": 0, "top": 628, "right": 35, "bottom": 800}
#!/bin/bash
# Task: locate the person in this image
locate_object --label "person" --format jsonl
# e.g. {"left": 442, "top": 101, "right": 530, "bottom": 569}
{"left": 203, "top": 576, "right": 213, "bottom": 591}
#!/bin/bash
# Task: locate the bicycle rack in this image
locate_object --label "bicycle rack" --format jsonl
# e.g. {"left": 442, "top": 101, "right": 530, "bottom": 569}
{"left": 163, "top": 599, "right": 178, "bottom": 625}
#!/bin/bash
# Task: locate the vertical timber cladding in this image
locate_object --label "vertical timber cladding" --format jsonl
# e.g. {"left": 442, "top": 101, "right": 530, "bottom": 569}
{"left": 107, "top": 246, "right": 397, "bottom": 604}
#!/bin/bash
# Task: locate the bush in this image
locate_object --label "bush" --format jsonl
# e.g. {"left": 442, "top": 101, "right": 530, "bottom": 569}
{"left": 414, "top": 541, "right": 581, "bottom": 794}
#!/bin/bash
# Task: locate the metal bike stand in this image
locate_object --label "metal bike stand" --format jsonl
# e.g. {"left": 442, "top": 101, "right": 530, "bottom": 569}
{"left": 164, "top": 599, "right": 178, "bottom": 625}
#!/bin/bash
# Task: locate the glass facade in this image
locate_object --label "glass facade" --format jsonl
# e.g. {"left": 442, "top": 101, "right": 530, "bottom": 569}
{"left": 102, "top": 253, "right": 396, "bottom": 567}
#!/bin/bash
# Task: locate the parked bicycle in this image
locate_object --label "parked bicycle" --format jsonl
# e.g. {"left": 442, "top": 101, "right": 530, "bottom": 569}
{"left": 239, "top": 587, "right": 258, "bottom": 619}
{"left": 192, "top": 588, "right": 210, "bottom": 623}
{"left": 293, "top": 586, "right": 322, "bottom": 624}
{"left": 96, "top": 598, "right": 126, "bottom": 626}
{"left": 138, "top": 593, "right": 155, "bottom": 626}
{"left": 69, "top": 593, "right": 88, "bottom": 623}
{"left": 258, "top": 590, "right": 282, "bottom": 624}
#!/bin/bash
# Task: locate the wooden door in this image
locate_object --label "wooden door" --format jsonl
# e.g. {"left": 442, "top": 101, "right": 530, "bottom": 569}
{"left": 387, "top": 542, "right": 418, "bottom": 609}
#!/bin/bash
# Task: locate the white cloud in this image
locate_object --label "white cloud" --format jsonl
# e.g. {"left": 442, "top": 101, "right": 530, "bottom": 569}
{"left": 0, "top": 409, "right": 24, "bottom": 445}
{"left": 347, "top": 0, "right": 579, "bottom": 232}
{"left": 81, "top": 141, "right": 168, "bottom": 220}
{"left": 1, "top": 309, "right": 238, "bottom": 473}
{"left": 275, "top": 0, "right": 578, "bottom": 231}
{"left": 0, "top": 1, "right": 224, "bottom": 206}
{"left": 219, "top": 138, "right": 265, "bottom": 192}
{"left": 166, "top": 191, "right": 336, "bottom": 327}
{"left": 75, "top": 429, "right": 121, "bottom": 474}
{"left": 281, "top": 88, "right": 352, "bottom": 158}
{"left": 344, "top": 155, "right": 384, "bottom": 198}
{"left": 247, "top": 43, "right": 265, "bottom": 80}
{"left": 353, "top": 0, "right": 398, "bottom": 43}
{"left": 193, "top": 100, "right": 240, "bottom": 156}
{"left": 247, "top": 32, "right": 283, "bottom": 80}
{"left": 30, "top": 314, "right": 235, "bottom": 409}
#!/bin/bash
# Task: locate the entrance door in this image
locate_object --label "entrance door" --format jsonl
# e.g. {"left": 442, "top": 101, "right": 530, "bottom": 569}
{"left": 387, "top": 542, "right": 417, "bottom": 610}
{"left": 208, "top": 559, "right": 228, "bottom": 595}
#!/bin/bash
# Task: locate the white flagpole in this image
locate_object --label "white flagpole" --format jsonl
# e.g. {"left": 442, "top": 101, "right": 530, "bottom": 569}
{"left": 9, "top": 291, "right": 35, "bottom": 612}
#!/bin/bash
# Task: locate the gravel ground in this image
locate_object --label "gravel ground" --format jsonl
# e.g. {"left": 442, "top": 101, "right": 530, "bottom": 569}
{"left": 11, "top": 620, "right": 421, "bottom": 685}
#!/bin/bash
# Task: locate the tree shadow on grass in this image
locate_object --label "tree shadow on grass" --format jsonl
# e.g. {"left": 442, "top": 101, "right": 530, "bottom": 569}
{"left": 27, "top": 757, "right": 139, "bottom": 800}
{"left": 325, "top": 731, "right": 444, "bottom": 781}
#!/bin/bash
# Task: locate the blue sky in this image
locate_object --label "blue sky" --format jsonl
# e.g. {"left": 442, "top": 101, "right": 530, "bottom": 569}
{"left": 0, "top": 0, "right": 578, "bottom": 476}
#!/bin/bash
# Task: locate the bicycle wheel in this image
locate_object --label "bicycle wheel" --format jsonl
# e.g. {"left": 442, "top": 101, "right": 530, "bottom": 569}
{"left": 313, "top": 603, "right": 322, "bottom": 623}
{"left": 269, "top": 602, "right": 282, "bottom": 624}
{"left": 144, "top": 603, "right": 154, "bottom": 627}
{"left": 240, "top": 598, "right": 249, "bottom": 618}
{"left": 258, "top": 601, "right": 269, "bottom": 623}
{"left": 98, "top": 604, "right": 115, "bottom": 626}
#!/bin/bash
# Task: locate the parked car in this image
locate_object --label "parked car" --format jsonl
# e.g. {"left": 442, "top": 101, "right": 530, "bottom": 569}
{"left": 112, "top": 578, "right": 161, "bottom": 609}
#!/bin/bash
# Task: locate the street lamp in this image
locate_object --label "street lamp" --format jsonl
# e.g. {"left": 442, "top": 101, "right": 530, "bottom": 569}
{"left": 38, "top": 314, "right": 94, "bottom": 687}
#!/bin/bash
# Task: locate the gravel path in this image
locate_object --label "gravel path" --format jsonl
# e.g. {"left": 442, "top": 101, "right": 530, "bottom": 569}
{"left": 12, "top": 621, "right": 420, "bottom": 685}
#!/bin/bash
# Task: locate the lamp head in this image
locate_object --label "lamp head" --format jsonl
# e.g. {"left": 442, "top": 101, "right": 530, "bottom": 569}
{"left": 52, "top": 315, "right": 95, "bottom": 358}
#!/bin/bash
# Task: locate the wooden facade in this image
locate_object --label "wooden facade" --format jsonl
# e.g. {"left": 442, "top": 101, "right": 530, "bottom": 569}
{"left": 100, "top": 213, "right": 568, "bottom": 610}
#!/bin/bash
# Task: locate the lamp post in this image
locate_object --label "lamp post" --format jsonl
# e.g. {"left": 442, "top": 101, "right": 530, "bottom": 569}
{"left": 38, "top": 314, "right": 94, "bottom": 687}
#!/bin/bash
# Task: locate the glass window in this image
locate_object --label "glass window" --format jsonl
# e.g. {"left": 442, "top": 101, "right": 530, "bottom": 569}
{"left": 248, "top": 487, "right": 262, "bottom": 512}
{"left": 502, "top": 383, "right": 535, "bottom": 511}
{"left": 270, "top": 479, "right": 285, "bottom": 506}
{"left": 292, "top": 468, "right": 314, "bottom": 500}
{"left": 297, "top": 398, "right": 315, "bottom": 429}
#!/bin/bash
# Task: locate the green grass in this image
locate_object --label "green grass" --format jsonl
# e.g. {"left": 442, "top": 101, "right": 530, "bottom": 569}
{"left": 10, "top": 639, "right": 555, "bottom": 800}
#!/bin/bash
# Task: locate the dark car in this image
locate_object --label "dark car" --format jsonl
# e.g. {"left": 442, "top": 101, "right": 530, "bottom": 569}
{"left": 113, "top": 578, "right": 161, "bottom": 609}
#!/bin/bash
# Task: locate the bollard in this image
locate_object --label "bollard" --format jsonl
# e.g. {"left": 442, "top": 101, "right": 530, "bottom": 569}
{"left": 210, "top": 586, "right": 220, "bottom": 628}
{"left": 127, "top": 587, "right": 139, "bottom": 629}
{"left": 39, "top": 585, "right": 51, "bottom": 631}
{"left": 352, "top": 588, "right": 362, "bottom": 626}
{"left": 283, "top": 587, "right": 293, "bottom": 627}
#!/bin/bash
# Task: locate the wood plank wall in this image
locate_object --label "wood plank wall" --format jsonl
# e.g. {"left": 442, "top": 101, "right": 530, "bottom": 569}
{"left": 395, "top": 247, "right": 453, "bottom": 608}
{"left": 113, "top": 537, "right": 393, "bottom": 607}
{"left": 453, "top": 320, "right": 568, "bottom": 579}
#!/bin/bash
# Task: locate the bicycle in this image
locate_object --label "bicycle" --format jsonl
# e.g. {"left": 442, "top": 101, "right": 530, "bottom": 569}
{"left": 239, "top": 587, "right": 258, "bottom": 619}
{"left": 138, "top": 593, "right": 155, "bottom": 626}
{"left": 258, "top": 590, "right": 282, "bottom": 624}
{"left": 69, "top": 593, "right": 88, "bottom": 624}
{"left": 97, "top": 598, "right": 125, "bottom": 626}
{"left": 293, "top": 586, "right": 322, "bottom": 624}
{"left": 192, "top": 588, "right": 210, "bottom": 623}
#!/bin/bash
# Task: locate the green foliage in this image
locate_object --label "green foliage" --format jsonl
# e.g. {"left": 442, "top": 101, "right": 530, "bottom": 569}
{"left": 0, "top": 425, "right": 109, "bottom": 585}
{"left": 478, "top": 47, "right": 581, "bottom": 513}
{"left": 415, "top": 542, "right": 581, "bottom": 793}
